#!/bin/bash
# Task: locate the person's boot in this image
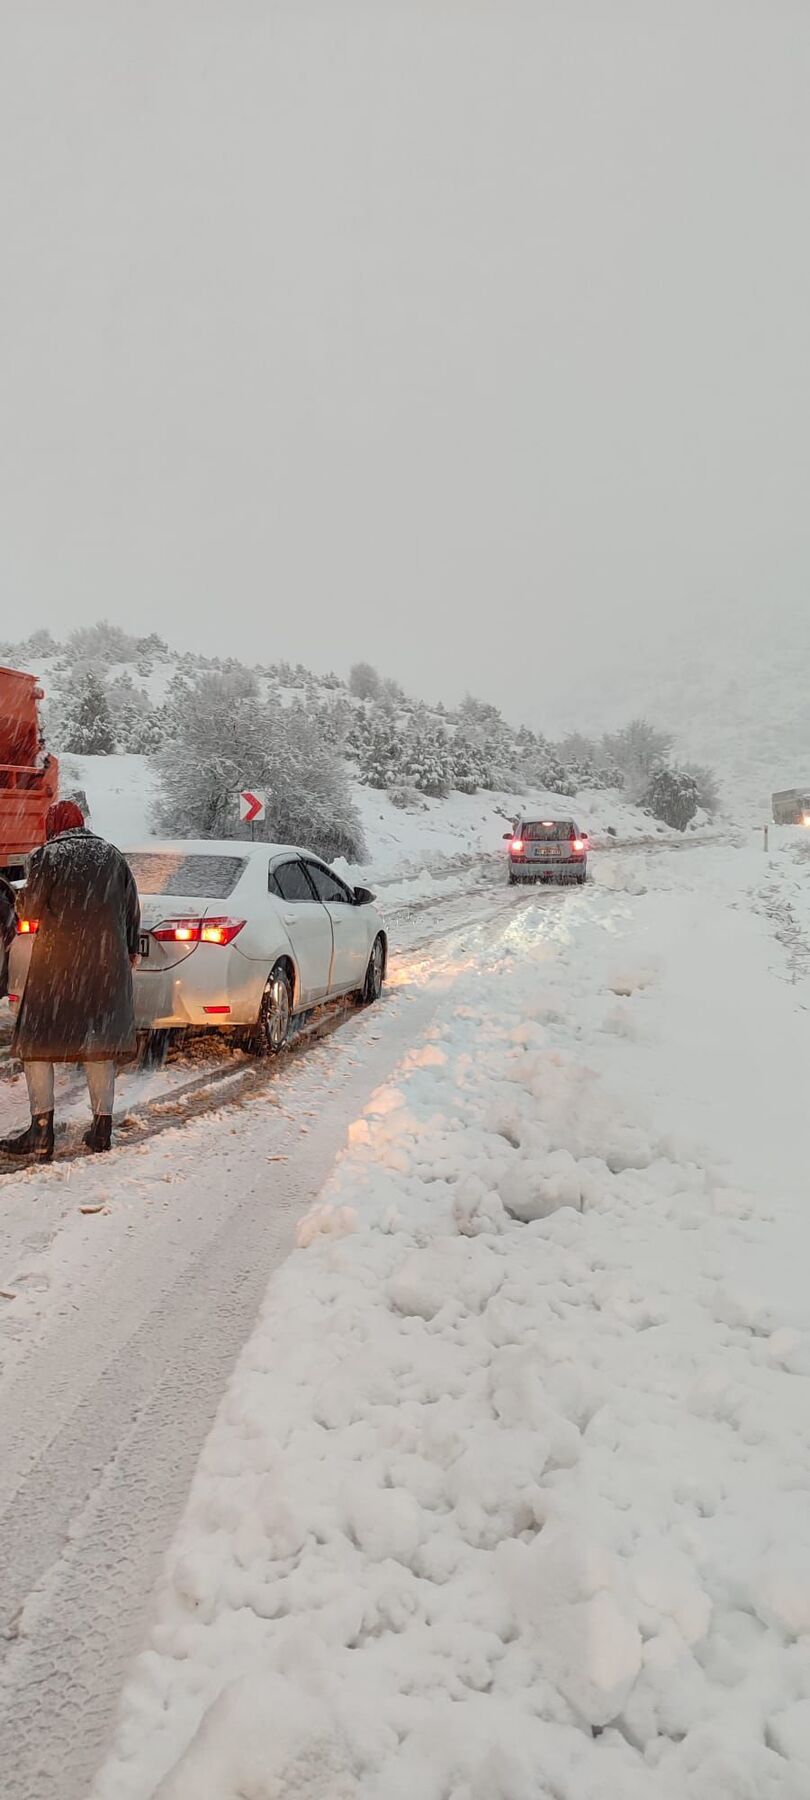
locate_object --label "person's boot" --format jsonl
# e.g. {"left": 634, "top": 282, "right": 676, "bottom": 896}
{"left": 83, "top": 1114, "right": 112, "bottom": 1154}
{"left": 0, "top": 1113, "right": 55, "bottom": 1163}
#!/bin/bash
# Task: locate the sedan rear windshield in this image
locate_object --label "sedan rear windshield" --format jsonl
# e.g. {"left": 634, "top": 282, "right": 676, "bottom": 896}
{"left": 521, "top": 822, "right": 575, "bottom": 842}
{"left": 126, "top": 853, "right": 247, "bottom": 898}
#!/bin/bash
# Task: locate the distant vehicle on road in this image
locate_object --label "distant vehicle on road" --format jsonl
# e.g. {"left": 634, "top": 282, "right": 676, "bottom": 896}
{"left": 504, "top": 819, "right": 589, "bottom": 884}
{"left": 772, "top": 789, "right": 810, "bottom": 826}
{"left": 10, "top": 840, "right": 387, "bottom": 1055}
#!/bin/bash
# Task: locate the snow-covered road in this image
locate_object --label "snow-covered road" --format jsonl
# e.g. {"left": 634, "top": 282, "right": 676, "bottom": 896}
{"left": 90, "top": 835, "right": 810, "bottom": 1800}
{"left": 0, "top": 874, "right": 534, "bottom": 1800}
{"left": 3, "top": 834, "right": 809, "bottom": 1800}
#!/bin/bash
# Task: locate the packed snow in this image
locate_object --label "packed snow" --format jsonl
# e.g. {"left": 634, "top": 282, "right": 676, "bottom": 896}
{"left": 91, "top": 833, "right": 810, "bottom": 1800}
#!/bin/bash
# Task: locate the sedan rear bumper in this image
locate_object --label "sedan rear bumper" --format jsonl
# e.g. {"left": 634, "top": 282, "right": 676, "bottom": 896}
{"left": 134, "top": 948, "right": 266, "bottom": 1029}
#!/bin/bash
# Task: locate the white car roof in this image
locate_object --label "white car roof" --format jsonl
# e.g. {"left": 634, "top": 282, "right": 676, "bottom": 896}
{"left": 124, "top": 839, "right": 309, "bottom": 860}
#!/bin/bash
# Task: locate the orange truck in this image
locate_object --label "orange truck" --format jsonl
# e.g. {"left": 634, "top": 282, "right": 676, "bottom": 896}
{"left": 0, "top": 665, "right": 59, "bottom": 880}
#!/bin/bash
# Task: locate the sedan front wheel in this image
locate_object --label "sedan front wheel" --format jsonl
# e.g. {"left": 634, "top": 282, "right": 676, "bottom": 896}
{"left": 361, "top": 935, "right": 385, "bottom": 1005}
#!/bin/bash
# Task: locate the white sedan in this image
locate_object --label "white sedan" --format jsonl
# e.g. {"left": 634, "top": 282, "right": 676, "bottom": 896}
{"left": 11, "top": 840, "right": 388, "bottom": 1055}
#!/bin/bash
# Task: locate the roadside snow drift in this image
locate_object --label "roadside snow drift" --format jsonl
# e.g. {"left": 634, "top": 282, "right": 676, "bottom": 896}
{"left": 93, "top": 858, "right": 810, "bottom": 1800}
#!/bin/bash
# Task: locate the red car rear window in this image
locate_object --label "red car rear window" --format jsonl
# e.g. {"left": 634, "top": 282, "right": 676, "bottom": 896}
{"left": 521, "top": 822, "right": 575, "bottom": 842}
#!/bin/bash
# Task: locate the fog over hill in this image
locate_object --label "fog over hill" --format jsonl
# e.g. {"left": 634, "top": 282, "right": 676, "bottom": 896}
{"left": 543, "top": 596, "right": 810, "bottom": 813}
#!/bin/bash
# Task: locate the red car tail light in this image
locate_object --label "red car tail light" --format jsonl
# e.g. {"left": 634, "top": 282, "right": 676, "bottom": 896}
{"left": 572, "top": 839, "right": 586, "bottom": 854}
{"left": 200, "top": 917, "right": 246, "bottom": 946}
{"left": 17, "top": 918, "right": 39, "bottom": 934}
{"left": 511, "top": 839, "right": 524, "bottom": 854}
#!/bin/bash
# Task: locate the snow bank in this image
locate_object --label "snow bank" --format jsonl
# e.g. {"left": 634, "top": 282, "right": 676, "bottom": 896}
{"left": 93, "top": 873, "right": 810, "bottom": 1800}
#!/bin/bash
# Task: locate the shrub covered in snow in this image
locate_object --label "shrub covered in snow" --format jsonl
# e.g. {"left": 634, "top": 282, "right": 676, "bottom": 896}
{"left": 643, "top": 765, "right": 700, "bottom": 830}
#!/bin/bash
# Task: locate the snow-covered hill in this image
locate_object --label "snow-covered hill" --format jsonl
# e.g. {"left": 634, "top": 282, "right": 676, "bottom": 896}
{"left": 4, "top": 628, "right": 695, "bottom": 864}
{"left": 12, "top": 612, "right": 801, "bottom": 829}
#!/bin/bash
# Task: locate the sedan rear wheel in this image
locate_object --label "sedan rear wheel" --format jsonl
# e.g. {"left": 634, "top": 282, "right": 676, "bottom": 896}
{"left": 361, "top": 934, "right": 385, "bottom": 1005}
{"left": 259, "top": 963, "right": 293, "bottom": 1054}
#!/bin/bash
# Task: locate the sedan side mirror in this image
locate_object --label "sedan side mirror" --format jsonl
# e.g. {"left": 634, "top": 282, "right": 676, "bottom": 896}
{"left": 353, "top": 885, "right": 376, "bottom": 905}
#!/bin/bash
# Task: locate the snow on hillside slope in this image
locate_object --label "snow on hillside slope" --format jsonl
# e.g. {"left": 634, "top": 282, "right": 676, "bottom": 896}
{"left": 93, "top": 838, "right": 810, "bottom": 1800}
{"left": 15, "top": 616, "right": 810, "bottom": 821}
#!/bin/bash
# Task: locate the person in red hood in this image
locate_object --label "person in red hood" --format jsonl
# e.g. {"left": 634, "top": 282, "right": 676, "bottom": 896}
{"left": 0, "top": 801, "right": 141, "bottom": 1163}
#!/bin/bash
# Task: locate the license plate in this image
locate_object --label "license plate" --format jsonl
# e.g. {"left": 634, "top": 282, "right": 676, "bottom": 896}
{"left": 139, "top": 933, "right": 150, "bottom": 957}
{"left": 531, "top": 844, "right": 561, "bottom": 857}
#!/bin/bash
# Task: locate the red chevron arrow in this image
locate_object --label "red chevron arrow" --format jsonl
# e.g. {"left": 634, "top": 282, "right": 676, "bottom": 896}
{"left": 240, "top": 790, "right": 265, "bottom": 823}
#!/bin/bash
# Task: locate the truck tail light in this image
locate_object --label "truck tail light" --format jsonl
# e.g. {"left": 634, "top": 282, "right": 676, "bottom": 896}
{"left": 17, "top": 918, "right": 39, "bottom": 934}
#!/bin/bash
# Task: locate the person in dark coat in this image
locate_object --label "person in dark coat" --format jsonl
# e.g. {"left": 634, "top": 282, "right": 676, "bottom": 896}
{"left": 0, "top": 875, "right": 17, "bottom": 1000}
{"left": 0, "top": 801, "right": 141, "bottom": 1162}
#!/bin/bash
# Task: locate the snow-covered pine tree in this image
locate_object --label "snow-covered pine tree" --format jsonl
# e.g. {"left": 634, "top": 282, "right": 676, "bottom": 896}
{"left": 451, "top": 730, "right": 491, "bottom": 793}
{"left": 61, "top": 671, "right": 117, "bottom": 755}
{"left": 399, "top": 723, "right": 453, "bottom": 796}
{"left": 360, "top": 719, "right": 400, "bottom": 789}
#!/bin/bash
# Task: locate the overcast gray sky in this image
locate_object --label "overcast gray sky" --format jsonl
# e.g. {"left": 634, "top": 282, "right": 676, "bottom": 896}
{"left": 1, "top": 2, "right": 808, "bottom": 722}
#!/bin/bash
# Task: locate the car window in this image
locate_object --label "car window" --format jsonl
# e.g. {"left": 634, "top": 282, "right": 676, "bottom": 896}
{"left": 272, "top": 860, "right": 317, "bottom": 903}
{"left": 521, "top": 822, "right": 575, "bottom": 842}
{"left": 304, "top": 861, "right": 353, "bottom": 905}
{"left": 127, "top": 853, "right": 247, "bottom": 897}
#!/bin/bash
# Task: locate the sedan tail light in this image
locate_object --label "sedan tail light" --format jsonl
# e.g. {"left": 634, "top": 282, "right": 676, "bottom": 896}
{"left": 151, "top": 916, "right": 246, "bottom": 946}
{"left": 17, "top": 918, "right": 39, "bottom": 934}
{"left": 152, "top": 918, "right": 202, "bottom": 943}
{"left": 200, "top": 917, "right": 246, "bottom": 946}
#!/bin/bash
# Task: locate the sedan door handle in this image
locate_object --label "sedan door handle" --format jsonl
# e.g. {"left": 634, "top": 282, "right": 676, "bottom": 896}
{"left": 283, "top": 912, "right": 297, "bottom": 925}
